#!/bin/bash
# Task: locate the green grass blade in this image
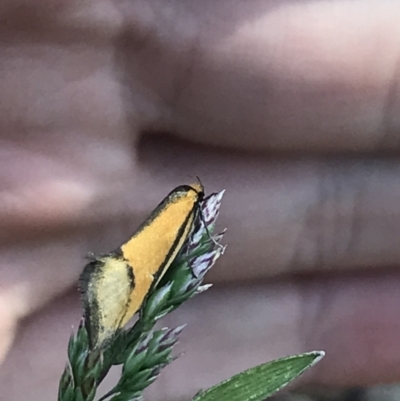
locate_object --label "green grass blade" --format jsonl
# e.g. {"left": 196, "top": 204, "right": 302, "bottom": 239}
{"left": 192, "top": 351, "right": 325, "bottom": 401}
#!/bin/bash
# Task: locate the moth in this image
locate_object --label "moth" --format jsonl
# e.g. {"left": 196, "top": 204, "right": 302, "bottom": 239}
{"left": 79, "top": 183, "right": 204, "bottom": 349}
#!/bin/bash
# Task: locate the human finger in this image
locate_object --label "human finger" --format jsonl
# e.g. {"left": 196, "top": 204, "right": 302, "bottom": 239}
{"left": 128, "top": 0, "right": 400, "bottom": 152}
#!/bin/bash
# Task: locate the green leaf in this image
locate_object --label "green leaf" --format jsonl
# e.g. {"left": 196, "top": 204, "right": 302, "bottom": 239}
{"left": 58, "top": 367, "right": 74, "bottom": 401}
{"left": 73, "top": 387, "right": 85, "bottom": 401}
{"left": 81, "top": 376, "right": 96, "bottom": 401}
{"left": 122, "top": 332, "right": 152, "bottom": 375}
{"left": 109, "top": 391, "right": 141, "bottom": 401}
{"left": 141, "top": 282, "right": 173, "bottom": 321}
{"left": 192, "top": 351, "right": 325, "bottom": 401}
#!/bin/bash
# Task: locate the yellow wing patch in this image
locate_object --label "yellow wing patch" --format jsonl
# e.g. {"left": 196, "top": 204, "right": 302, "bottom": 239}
{"left": 80, "top": 183, "right": 204, "bottom": 349}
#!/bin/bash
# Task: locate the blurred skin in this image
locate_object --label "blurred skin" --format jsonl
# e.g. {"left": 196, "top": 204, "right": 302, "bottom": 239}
{"left": 1, "top": 0, "right": 400, "bottom": 399}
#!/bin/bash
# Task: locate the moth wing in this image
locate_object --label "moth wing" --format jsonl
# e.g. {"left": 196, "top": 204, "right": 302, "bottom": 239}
{"left": 80, "top": 256, "right": 134, "bottom": 348}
